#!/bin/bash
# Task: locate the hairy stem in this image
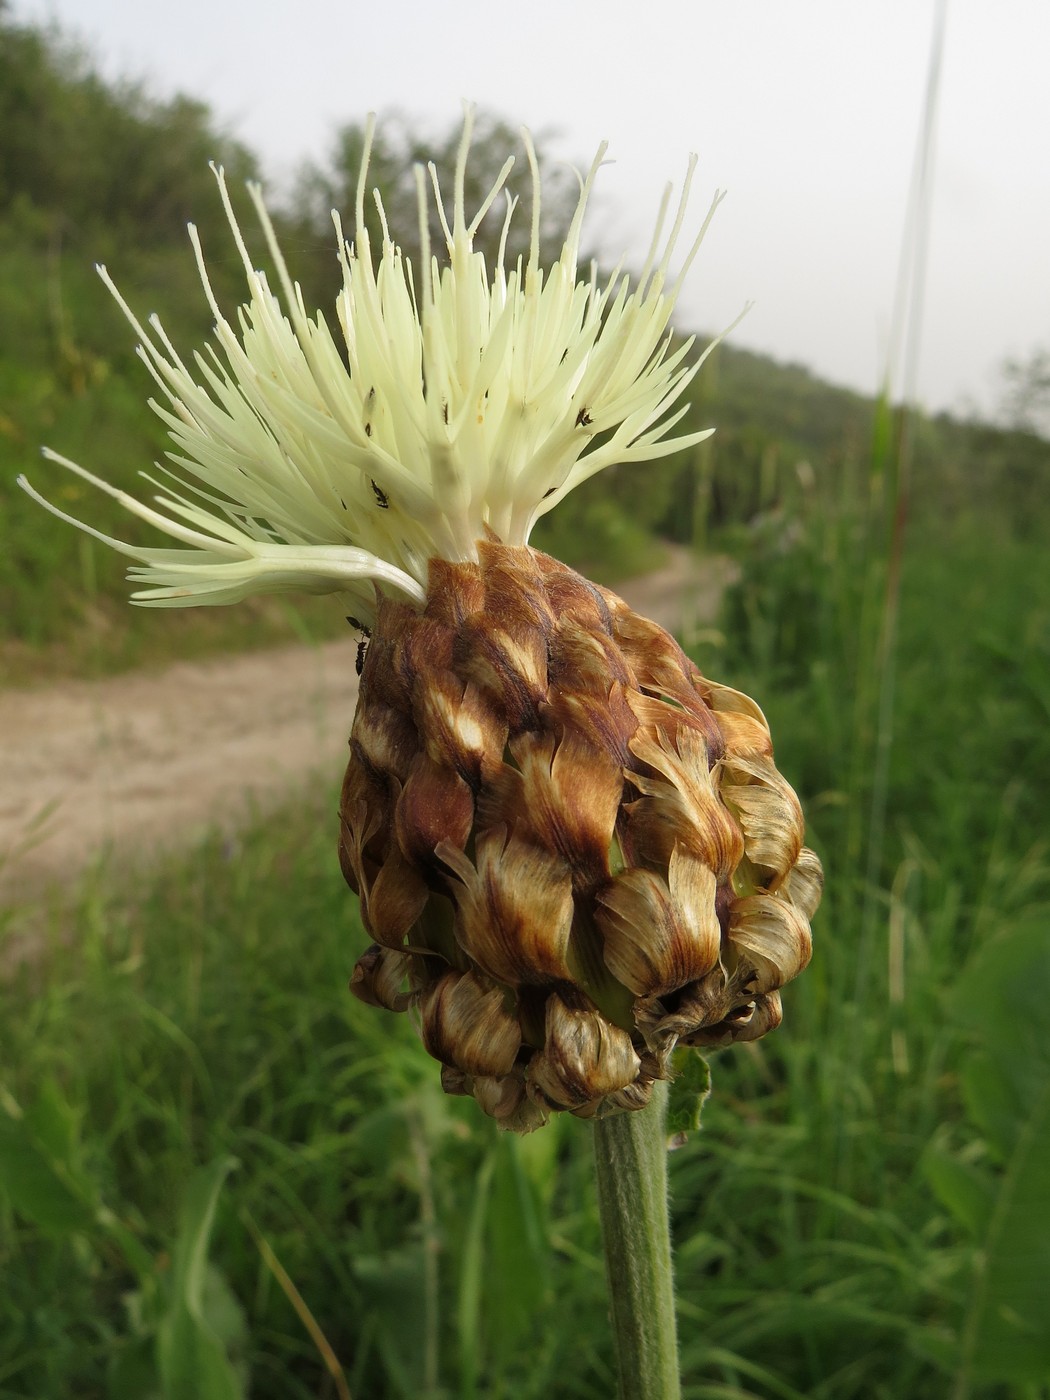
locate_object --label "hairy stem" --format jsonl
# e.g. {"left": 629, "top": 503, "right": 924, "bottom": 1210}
{"left": 593, "top": 1082, "right": 680, "bottom": 1400}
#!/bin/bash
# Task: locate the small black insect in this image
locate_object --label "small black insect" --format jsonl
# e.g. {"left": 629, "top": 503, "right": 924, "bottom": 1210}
{"left": 364, "top": 422, "right": 372, "bottom": 438}
{"left": 575, "top": 407, "right": 592, "bottom": 428}
{"left": 348, "top": 615, "right": 372, "bottom": 675}
{"left": 371, "top": 479, "right": 389, "bottom": 508}
{"left": 543, "top": 486, "right": 557, "bottom": 499}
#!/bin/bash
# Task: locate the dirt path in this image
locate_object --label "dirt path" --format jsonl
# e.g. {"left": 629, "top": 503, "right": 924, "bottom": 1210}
{"left": 0, "top": 548, "right": 735, "bottom": 901}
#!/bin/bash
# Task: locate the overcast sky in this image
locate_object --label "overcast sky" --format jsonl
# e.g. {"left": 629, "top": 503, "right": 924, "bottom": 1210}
{"left": 14, "top": 0, "right": 1050, "bottom": 420}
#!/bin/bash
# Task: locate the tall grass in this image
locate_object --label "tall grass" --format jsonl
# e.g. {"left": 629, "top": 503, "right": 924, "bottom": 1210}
{"left": 700, "top": 476, "right": 1050, "bottom": 1397}
{"left": 2, "top": 477, "right": 1048, "bottom": 1396}
{"left": 6, "top": 8, "right": 1049, "bottom": 1393}
{"left": 0, "top": 795, "right": 606, "bottom": 1399}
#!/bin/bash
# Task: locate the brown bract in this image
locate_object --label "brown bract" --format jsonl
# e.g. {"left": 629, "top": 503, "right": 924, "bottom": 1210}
{"left": 340, "top": 540, "right": 822, "bottom": 1131}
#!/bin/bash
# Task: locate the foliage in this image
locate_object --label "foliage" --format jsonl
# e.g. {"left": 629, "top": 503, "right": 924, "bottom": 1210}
{"left": 3, "top": 9, "right": 1047, "bottom": 682}
{"left": 928, "top": 917, "right": 1050, "bottom": 1389}
{"left": 0, "top": 795, "right": 599, "bottom": 1399}
{"left": 0, "top": 6, "right": 257, "bottom": 250}
{"left": 695, "top": 414, "right": 1050, "bottom": 1398}
{"left": 0, "top": 7, "right": 312, "bottom": 677}
{"left": 3, "top": 15, "right": 1050, "bottom": 1396}
{"left": 998, "top": 347, "right": 1050, "bottom": 440}
{"left": 3, "top": 483, "right": 1049, "bottom": 1396}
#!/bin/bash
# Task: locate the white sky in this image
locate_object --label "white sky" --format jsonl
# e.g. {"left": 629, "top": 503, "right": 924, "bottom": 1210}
{"left": 14, "top": 0, "right": 1050, "bottom": 419}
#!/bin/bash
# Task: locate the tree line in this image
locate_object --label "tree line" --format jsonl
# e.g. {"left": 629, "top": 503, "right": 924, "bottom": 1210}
{"left": 0, "top": 4, "right": 1046, "bottom": 658}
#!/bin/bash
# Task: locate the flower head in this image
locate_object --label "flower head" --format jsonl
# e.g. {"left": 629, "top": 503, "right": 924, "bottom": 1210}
{"left": 341, "top": 541, "right": 820, "bottom": 1131}
{"left": 20, "top": 113, "right": 818, "bottom": 1131}
{"left": 20, "top": 108, "right": 732, "bottom": 627}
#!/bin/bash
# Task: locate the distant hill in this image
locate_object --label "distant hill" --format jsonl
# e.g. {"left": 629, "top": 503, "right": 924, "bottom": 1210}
{"left": 1, "top": 7, "right": 1046, "bottom": 680}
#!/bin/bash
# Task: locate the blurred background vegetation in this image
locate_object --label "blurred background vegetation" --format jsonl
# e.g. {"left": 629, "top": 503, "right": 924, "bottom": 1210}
{"left": 1, "top": 7, "right": 1049, "bottom": 1398}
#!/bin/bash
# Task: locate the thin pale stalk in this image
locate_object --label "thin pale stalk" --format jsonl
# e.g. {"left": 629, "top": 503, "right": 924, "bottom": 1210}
{"left": 592, "top": 1082, "right": 680, "bottom": 1400}
{"left": 408, "top": 1109, "right": 441, "bottom": 1397}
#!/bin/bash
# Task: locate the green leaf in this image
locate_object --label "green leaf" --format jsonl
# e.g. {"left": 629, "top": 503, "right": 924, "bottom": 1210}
{"left": 23, "top": 1077, "right": 81, "bottom": 1164}
{"left": 951, "top": 916, "right": 1050, "bottom": 1159}
{"left": 108, "top": 1333, "right": 162, "bottom": 1400}
{"left": 156, "top": 1156, "right": 247, "bottom": 1400}
{"left": 353, "top": 1245, "right": 432, "bottom": 1399}
{"left": 965, "top": 1074, "right": 1050, "bottom": 1383}
{"left": 667, "top": 1048, "right": 712, "bottom": 1138}
{"left": 0, "top": 1085, "right": 155, "bottom": 1278}
{"left": 960, "top": 1051, "right": 1026, "bottom": 1163}
{"left": 920, "top": 1140, "right": 995, "bottom": 1238}
{"left": 0, "top": 1096, "right": 98, "bottom": 1235}
{"left": 947, "top": 917, "right": 1050, "bottom": 1386}
{"left": 485, "top": 1133, "right": 549, "bottom": 1351}
{"left": 951, "top": 915, "right": 1050, "bottom": 1035}
{"left": 456, "top": 1145, "right": 495, "bottom": 1400}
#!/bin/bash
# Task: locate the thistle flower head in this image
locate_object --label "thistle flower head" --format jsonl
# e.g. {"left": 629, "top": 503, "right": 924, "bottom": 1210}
{"left": 20, "top": 108, "right": 731, "bottom": 626}
{"left": 20, "top": 113, "right": 819, "bottom": 1131}
{"left": 342, "top": 542, "right": 820, "bottom": 1131}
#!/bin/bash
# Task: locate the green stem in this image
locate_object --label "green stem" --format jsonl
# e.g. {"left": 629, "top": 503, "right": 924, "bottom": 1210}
{"left": 593, "top": 1081, "right": 681, "bottom": 1400}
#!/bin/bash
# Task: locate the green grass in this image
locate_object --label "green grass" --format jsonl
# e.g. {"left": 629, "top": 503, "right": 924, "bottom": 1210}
{"left": 5, "top": 16, "right": 1050, "bottom": 1394}
{"left": 2, "top": 493, "right": 1048, "bottom": 1398}
{"left": 0, "top": 793, "right": 606, "bottom": 1399}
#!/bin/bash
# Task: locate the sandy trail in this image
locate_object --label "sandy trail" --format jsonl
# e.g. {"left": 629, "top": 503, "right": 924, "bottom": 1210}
{"left": 0, "top": 548, "right": 734, "bottom": 902}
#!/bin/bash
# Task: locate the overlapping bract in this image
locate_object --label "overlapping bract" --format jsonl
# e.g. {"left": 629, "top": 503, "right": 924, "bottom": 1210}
{"left": 341, "top": 540, "right": 821, "bottom": 1132}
